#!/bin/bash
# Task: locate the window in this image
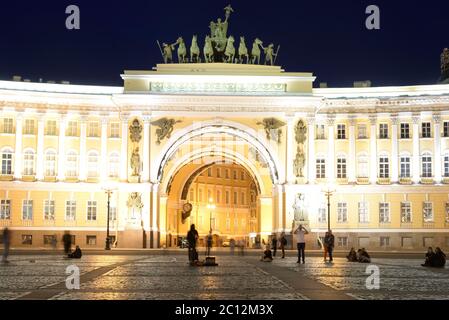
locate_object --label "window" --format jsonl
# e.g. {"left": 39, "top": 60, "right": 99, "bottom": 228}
{"left": 444, "top": 122, "right": 449, "bottom": 138}
{"left": 316, "top": 158, "right": 326, "bottom": 179}
{"left": 225, "top": 191, "right": 230, "bottom": 204}
{"left": 0, "top": 200, "right": 11, "bottom": 219}
{"left": 225, "top": 169, "right": 229, "bottom": 179}
{"left": 233, "top": 192, "right": 238, "bottom": 205}
{"left": 88, "top": 122, "right": 99, "bottom": 137}
{"left": 216, "top": 168, "right": 221, "bottom": 178}
{"left": 46, "top": 120, "right": 57, "bottom": 136}
{"left": 241, "top": 171, "right": 245, "bottom": 180}
{"left": 337, "top": 156, "right": 347, "bottom": 179}
{"left": 358, "top": 202, "right": 369, "bottom": 223}
{"left": 421, "top": 153, "right": 432, "bottom": 178}
{"left": 110, "top": 123, "right": 120, "bottom": 138}
{"left": 337, "top": 202, "right": 347, "bottom": 223}
{"left": 44, "top": 235, "right": 57, "bottom": 245}
{"left": 318, "top": 204, "right": 326, "bottom": 223}
{"left": 44, "top": 200, "right": 55, "bottom": 220}
{"left": 24, "top": 119, "right": 35, "bottom": 135}
{"left": 379, "top": 155, "right": 389, "bottom": 178}
{"left": 241, "top": 192, "right": 245, "bottom": 205}
{"left": 22, "top": 235, "right": 32, "bottom": 245}
{"left": 380, "top": 237, "right": 390, "bottom": 247}
{"left": 23, "top": 150, "right": 35, "bottom": 175}
{"left": 400, "top": 156, "right": 411, "bottom": 178}
{"left": 400, "top": 123, "right": 410, "bottom": 139}
{"left": 357, "top": 124, "right": 367, "bottom": 139}
{"left": 1, "top": 148, "right": 13, "bottom": 175}
{"left": 337, "top": 124, "right": 346, "bottom": 139}
{"left": 337, "top": 237, "right": 348, "bottom": 247}
{"left": 316, "top": 124, "right": 325, "bottom": 139}
{"left": 423, "top": 202, "right": 433, "bottom": 222}
{"left": 379, "top": 123, "right": 389, "bottom": 139}
{"left": 65, "top": 201, "right": 76, "bottom": 221}
{"left": 110, "top": 207, "right": 117, "bottom": 221}
{"left": 45, "top": 150, "right": 57, "bottom": 177}
{"left": 86, "top": 235, "right": 97, "bottom": 246}
{"left": 3, "top": 118, "right": 13, "bottom": 133}
{"left": 233, "top": 170, "right": 237, "bottom": 180}
{"left": 357, "top": 154, "right": 368, "bottom": 178}
{"left": 67, "top": 121, "right": 78, "bottom": 136}
{"left": 108, "top": 152, "right": 120, "bottom": 178}
{"left": 207, "top": 168, "right": 212, "bottom": 177}
{"left": 422, "top": 122, "right": 431, "bottom": 138}
{"left": 401, "top": 202, "right": 412, "bottom": 223}
{"left": 87, "top": 151, "right": 99, "bottom": 178}
{"left": 444, "top": 155, "right": 449, "bottom": 177}
{"left": 87, "top": 201, "right": 97, "bottom": 221}
{"left": 22, "top": 200, "right": 33, "bottom": 220}
{"left": 379, "top": 202, "right": 390, "bottom": 223}
{"left": 66, "top": 151, "right": 78, "bottom": 177}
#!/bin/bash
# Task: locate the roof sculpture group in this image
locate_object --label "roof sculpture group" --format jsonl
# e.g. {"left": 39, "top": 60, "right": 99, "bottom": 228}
{"left": 157, "top": 5, "right": 280, "bottom": 65}
{"left": 441, "top": 48, "right": 449, "bottom": 83}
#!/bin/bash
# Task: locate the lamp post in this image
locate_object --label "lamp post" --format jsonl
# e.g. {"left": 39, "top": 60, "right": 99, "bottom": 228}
{"left": 104, "top": 188, "right": 114, "bottom": 250}
{"left": 207, "top": 198, "right": 216, "bottom": 233}
{"left": 322, "top": 185, "right": 335, "bottom": 232}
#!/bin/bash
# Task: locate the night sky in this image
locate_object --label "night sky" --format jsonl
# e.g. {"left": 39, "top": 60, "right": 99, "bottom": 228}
{"left": 0, "top": 0, "right": 448, "bottom": 87}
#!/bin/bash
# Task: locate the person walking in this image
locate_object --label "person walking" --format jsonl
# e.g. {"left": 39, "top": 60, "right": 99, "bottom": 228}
{"left": 2, "top": 227, "right": 11, "bottom": 263}
{"left": 62, "top": 231, "right": 72, "bottom": 255}
{"left": 293, "top": 224, "right": 309, "bottom": 264}
{"left": 271, "top": 234, "right": 278, "bottom": 257}
{"left": 324, "top": 230, "right": 335, "bottom": 263}
{"left": 187, "top": 224, "right": 199, "bottom": 264}
{"left": 279, "top": 232, "right": 287, "bottom": 259}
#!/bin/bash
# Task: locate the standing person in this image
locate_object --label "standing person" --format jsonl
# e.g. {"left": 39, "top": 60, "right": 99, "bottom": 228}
{"left": 271, "top": 234, "right": 278, "bottom": 257}
{"left": 280, "top": 232, "right": 287, "bottom": 259}
{"left": 230, "top": 238, "right": 235, "bottom": 256}
{"left": 62, "top": 231, "right": 72, "bottom": 255}
{"left": 324, "top": 230, "right": 335, "bottom": 263}
{"left": 206, "top": 232, "right": 213, "bottom": 257}
{"left": 2, "top": 227, "right": 11, "bottom": 263}
{"left": 187, "top": 224, "right": 199, "bottom": 263}
{"left": 293, "top": 224, "right": 309, "bottom": 264}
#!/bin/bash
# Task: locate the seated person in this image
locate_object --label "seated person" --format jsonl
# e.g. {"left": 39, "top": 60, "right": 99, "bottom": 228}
{"left": 431, "top": 247, "right": 446, "bottom": 268}
{"left": 421, "top": 247, "right": 434, "bottom": 267}
{"left": 357, "top": 248, "right": 371, "bottom": 263}
{"left": 68, "top": 245, "right": 82, "bottom": 259}
{"left": 347, "top": 248, "right": 358, "bottom": 262}
{"left": 261, "top": 245, "right": 273, "bottom": 262}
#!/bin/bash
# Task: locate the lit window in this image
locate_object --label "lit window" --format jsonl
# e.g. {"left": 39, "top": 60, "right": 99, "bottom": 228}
{"left": 337, "top": 156, "right": 347, "bottom": 179}
{"left": 379, "top": 155, "right": 389, "bottom": 178}
{"left": 379, "top": 202, "right": 390, "bottom": 223}
{"left": 110, "top": 207, "right": 117, "bottom": 221}
{"left": 88, "top": 122, "right": 99, "bottom": 137}
{"left": 110, "top": 123, "right": 120, "bottom": 138}
{"left": 380, "top": 237, "right": 390, "bottom": 247}
{"left": 316, "top": 124, "right": 325, "bottom": 139}
{"left": 86, "top": 235, "right": 97, "bottom": 245}
{"left": 233, "top": 192, "right": 238, "bottom": 205}
{"left": 316, "top": 158, "right": 326, "bottom": 179}
{"left": 241, "top": 192, "right": 245, "bottom": 205}
{"left": 207, "top": 168, "right": 212, "bottom": 177}
{"left": 1, "top": 148, "right": 13, "bottom": 175}
{"left": 225, "top": 191, "right": 230, "bottom": 204}
{"left": 358, "top": 202, "right": 369, "bottom": 223}
{"left": 241, "top": 171, "right": 245, "bottom": 180}
{"left": 379, "top": 123, "right": 389, "bottom": 139}
{"left": 225, "top": 169, "right": 229, "bottom": 179}
{"left": 401, "top": 202, "right": 411, "bottom": 223}
{"left": 233, "top": 170, "right": 237, "bottom": 179}
{"left": 45, "top": 150, "right": 57, "bottom": 177}
{"left": 337, "top": 202, "right": 347, "bottom": 223}
{"left": 421, "top": 122, "right": 431, "bottom": 138}
{"left": 423, "top": 202, "right": 433, "bottom": 222}
{"left": 318, "top": 203, "right": 326, "bottom": 223}
{"left": 87, "top": 201, "right": 97, "bottom": 221}
{"left": 108, "top": 153, "right": 120, "bottom": 178}
{"left": 66, "top": 151, "right": 78, "bottom": 177}
{"left": 46, "top": 121, "right": 57, "bottom": 136}
{"left": 357, "top": 154, "right": 368, "bottom": 178}
{"left": 444, "top": 155, "right": 449, "bottom": 178}
{"left": 65, "top": 200, "right": 76, "bottom": 221}
{"left": 22, "top": 235, "right": 32, "bottom": 245}
{"left": 337, "top": 237, "right": 348, "bottom": 247}
{"left": 357, "top": 124, "right": 367, "bottom": 139}
{"left": 400, "top": 123, "right": 410, "bottom": 139}
{"left": 22, "top": 200, "right": 33, "bottom": 220}
{"left": 87, "top": 151, "right": 99, "bottom": 178}
{"left": 44, "top": 200, "right": 55, "bottom": 220}
{"left": 0, "top": 200, "right": 11, "bottom": 219}
{"left": 3, "top": 118, "right": 13, "bottom": 134}
{"left": 400, "top": 156, "right": 411, "bottom": 178}
{"left": 421, "top": 153, "right": 432, "bottom": 178}
{"left": 23, "top": 150, "right": 35, "bottom": 176}
{"left": 23, "top": 119, "right": 35, "bottom": 135}
{"left": 66, "top": 121, "right": 78, "bottom": 136}
{"left": 216, "top": 168, "right": 221, "bottom": 178}
{"left": 337, "top": 124, "right": 346, "bottom": 139}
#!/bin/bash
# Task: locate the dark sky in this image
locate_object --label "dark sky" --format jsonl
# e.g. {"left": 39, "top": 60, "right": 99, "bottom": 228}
{"left": 0, "top": 0, "right": 448, "bottom": 87}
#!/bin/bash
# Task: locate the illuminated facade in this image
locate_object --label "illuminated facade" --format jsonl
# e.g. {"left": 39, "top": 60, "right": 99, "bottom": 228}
{"left": 1, "top": 63, "right": 449, "bottom": 250}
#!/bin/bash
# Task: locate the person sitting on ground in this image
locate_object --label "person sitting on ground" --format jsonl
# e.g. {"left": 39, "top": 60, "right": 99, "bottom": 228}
{"left": 431, "top": 247, "right": 446, "bottom": 268}
{"left": 347, "top": 247, "right": 358, "bottom": 262}
{"left": 421, "top": 247, "right": 435, "bottom": 267}
{"left": 261, "top": 245, "right": 273, "bottom": 262}
{"left": 68, "top": 245, "right": 82, "bottom": 259}
{"left": 357, "top": 248, "right": 371, "bottom": 263}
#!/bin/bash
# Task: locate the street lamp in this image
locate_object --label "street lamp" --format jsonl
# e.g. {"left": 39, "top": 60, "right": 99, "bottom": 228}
{"left": 103, "top": 187, "right": 117, "bottom": 250}
{"left": 322, "top": 184, "right": 335, "bottom": 232}
{"left": 207, "top": 198, "right": 216, "bottom": 233}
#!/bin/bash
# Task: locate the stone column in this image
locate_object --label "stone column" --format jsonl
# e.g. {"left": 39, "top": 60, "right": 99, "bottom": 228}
{"left": 142, "top": 114, "right": 151, "bottom": 183}
{"left": 79, "top": 116, "right": 87, "bottom": 181}
{"left": 369, "top": 115, "right": 377, "bottom": 184}
{"left": 433, "top": 113, "right": 442, "bottom": 183}
{"left": 391, "top": 115, "right": 399, "bottom": 183}
{"left": 35, "top": 113, "right": 45, "bottom": 181}
{"left": 100, "top": 116, "right": 108, "bottom": 182}
{"left": 412, "top": 114, "right": 421, "bottom": 184}
{"left": 13, "top": 113, "right": 23, "bottom": 180}
{"left": 307, "top": 116, "right": 316, "bottom": 184}
{"left": 348, "top": 116, "right": 357, "bottom": 183}
{"left": 151, "top": 183, "right": 160, "bottom": 248}
{"left": 275, "top": 184, "right": 285, "bottom": 232}
{"left": 120, "top": 114, "right": 129, "bottom": 181}
{"left": 285, "top": 115, "right": 295, "bottom": 184}
{"left": 327, "top": 115, "right": 336, "bottom": 183}
{"left": 57, "top": 114, "right": 67, "bottom": 181}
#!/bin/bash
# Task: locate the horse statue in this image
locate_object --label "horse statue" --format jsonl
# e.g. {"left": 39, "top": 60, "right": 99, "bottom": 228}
{"left": 203, "top": 35, "right": 214, "bottom": 63}
{"left": 237, "top": 36, "right": 249, "bottom": 64}
{"left": 190, "top": 35, "right": 201, "bottom": 63}
{"left": 224, "top": 36, "right": 235, "bottom": 63}
{"left": 250, "top": 38, "right": 263, "bottom": 65}
{"left": 176, "top": 37, "right": 187, "bottom": 63}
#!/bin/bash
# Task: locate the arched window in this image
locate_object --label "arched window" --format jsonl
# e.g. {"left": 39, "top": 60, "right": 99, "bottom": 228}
{"left": 421, "top": 152, "right": 432, "bottom": 178}
{"left": 45, "top": 150, "right": 57, "bottom": 177}
{"left": 108, "top": 152, "right": 120, "bottom": 178}
{"left": 87, "top": 151, "right": 99, "bottom": 178}
{"left": 1, "top": 148, "right": 13, "bottom": 175}
{"left": 357, "top": 154, "right": 369, "bottom": 178}
{"left": 23, "top": 149, "right": 35, "bottom": 176}
{"left": 379, "top": 154, "right": 389, "bottom": 178}
{"left": 66, "top": 151, "right": 78, "bottom": 177}
{"left": 337, "top": 155, "right": 347, "bottom": 179}
{"left": 400, "top": 154, "right": 411, "bottom": 178}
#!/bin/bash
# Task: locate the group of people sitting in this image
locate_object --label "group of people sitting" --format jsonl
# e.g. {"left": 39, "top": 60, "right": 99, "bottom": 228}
{"left": 346, "top": 247, "right": 371, "bottom": 263}
{"left": 422, "top": 247, "right": 446, "bottom": 268}
{"left": 261, "top": 245, "right": 274, "bottom": 262}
